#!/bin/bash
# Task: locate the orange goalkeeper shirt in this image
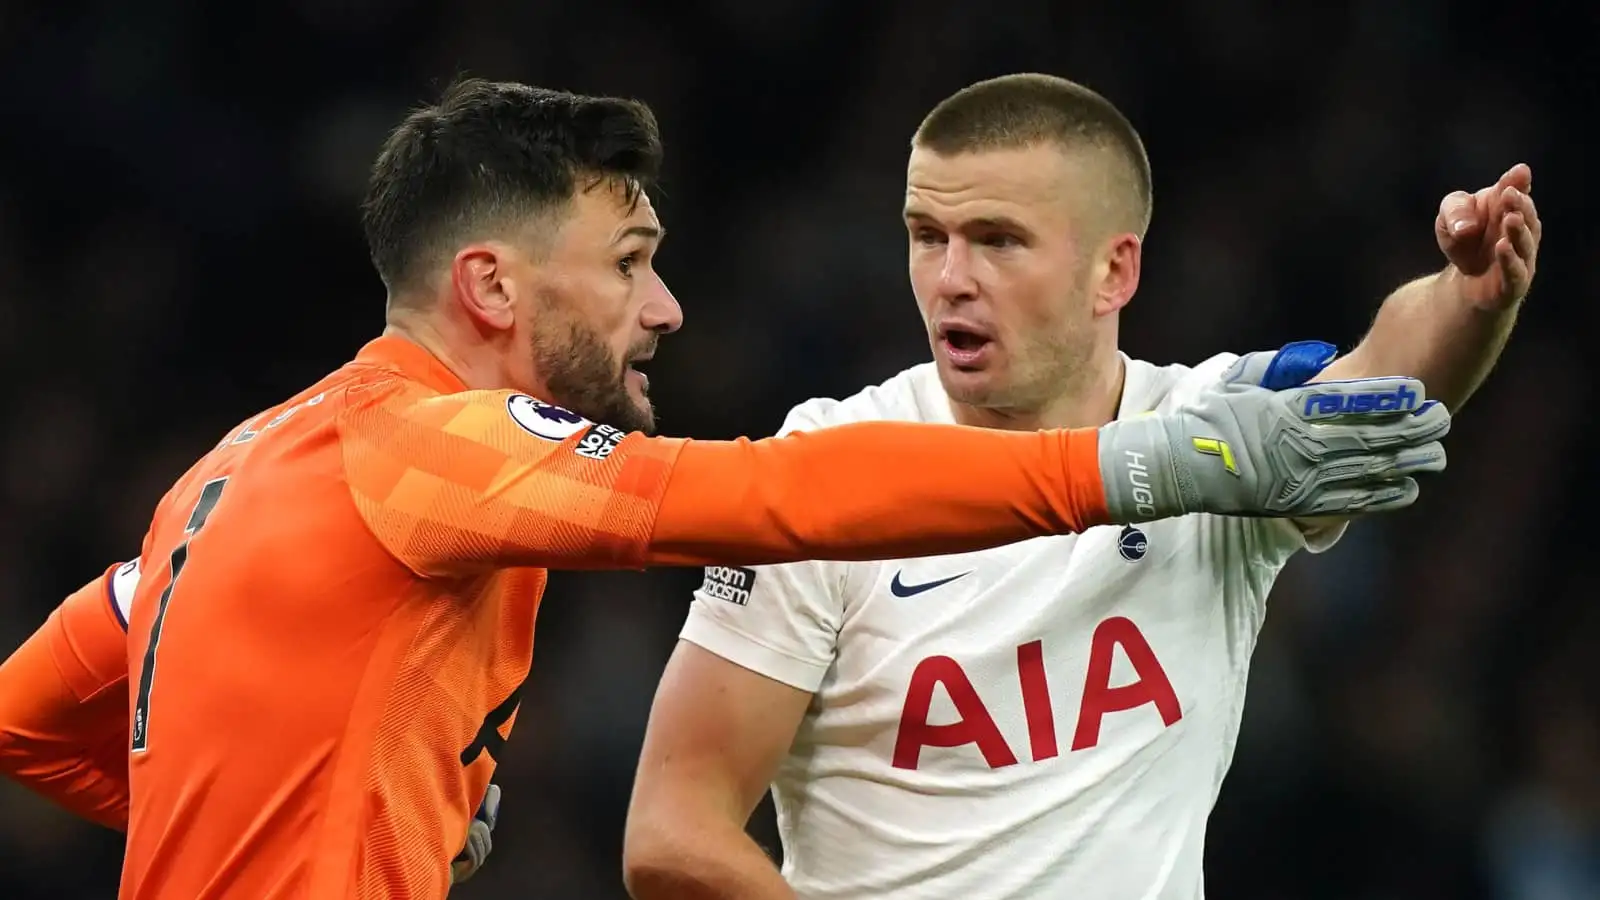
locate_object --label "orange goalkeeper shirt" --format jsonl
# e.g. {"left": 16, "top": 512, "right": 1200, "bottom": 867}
{"left": 11, "top": 334, "right": 1106, "bottom": 900}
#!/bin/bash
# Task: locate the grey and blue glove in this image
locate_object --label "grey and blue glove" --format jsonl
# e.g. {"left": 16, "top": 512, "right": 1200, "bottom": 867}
{"left": 450, "top": 783, "right": 502, "bottom": 885}
{"left": 1098, "top": 341, "right": 1450, "bottom": 522}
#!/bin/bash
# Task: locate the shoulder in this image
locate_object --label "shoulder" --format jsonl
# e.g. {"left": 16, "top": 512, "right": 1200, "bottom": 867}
{"left": 778, "top": 363, "right": 942, "bottom": 434}
{"left": 334, "top": 371, "right": 507, "bottom": 450}
{"left": 1123, "top": 352, "right": 1242, "bottom": 415}
{"left": 333, "top": 362, "right": 433, "bottom": 418}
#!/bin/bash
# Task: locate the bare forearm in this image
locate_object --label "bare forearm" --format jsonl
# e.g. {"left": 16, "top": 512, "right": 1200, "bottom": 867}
{"left": 1339, "top": 267, "right": 1520, "bottom": 410}
{"left": 626, "top": 644, "right": 810, "bottom": 900}
{"left": 624, "top": 820, "right": 795, "bottom": 900}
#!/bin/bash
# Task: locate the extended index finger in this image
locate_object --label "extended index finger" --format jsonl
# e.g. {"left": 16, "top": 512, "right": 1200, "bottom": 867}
{"left": 1499, "top": 162, "right": 1533, "bottom": 194}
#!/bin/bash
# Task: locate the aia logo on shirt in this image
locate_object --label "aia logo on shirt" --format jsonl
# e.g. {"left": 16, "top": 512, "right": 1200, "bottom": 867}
{"left": 507, "top": 394, "right": 591, "bottom": 441}
{"left": 893, "top": 617, "right": 1182, "bottom": 770}
{"left": 1117, "top": 525, "right": 1148, "bottom": 562}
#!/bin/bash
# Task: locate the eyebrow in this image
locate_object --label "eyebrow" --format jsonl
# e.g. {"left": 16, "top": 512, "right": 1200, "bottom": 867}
{"left": 903, "top": 211, "right": 1029, "bottom": 232}
{"left": 613, "top": 224, "right": 665, "bottom": 245}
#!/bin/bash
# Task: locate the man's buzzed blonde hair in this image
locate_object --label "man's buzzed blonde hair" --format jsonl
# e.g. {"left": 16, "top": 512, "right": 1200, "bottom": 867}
{"left": 914, "top": 73, "right": 1153, "bottom": 239}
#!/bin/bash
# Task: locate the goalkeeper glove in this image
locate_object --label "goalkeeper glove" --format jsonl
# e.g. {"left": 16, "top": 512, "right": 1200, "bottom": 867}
{"left": 450, "top": 783, "right": 501, "bottom": 885}
{"left": 1098, "top": 340, "right": 1451, "bottom": 522}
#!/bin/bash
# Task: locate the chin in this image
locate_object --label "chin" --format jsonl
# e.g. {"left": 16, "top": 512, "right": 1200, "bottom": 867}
{"left": 936, "top": 360, "right": 1004, "bottom": 405}
{"left": 619, "top": 396, "right": 657, "bottom": 436}
{"left": 631, "top": 407, "right": 657, "bottom": 435}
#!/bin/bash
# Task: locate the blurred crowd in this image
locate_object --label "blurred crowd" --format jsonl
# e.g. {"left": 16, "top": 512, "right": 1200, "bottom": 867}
{"left": 0, "top": 1, "right": 1593, "bottom": 897}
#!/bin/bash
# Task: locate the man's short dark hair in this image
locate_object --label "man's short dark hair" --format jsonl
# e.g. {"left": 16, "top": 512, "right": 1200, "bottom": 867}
{"left": 914, "top": 74, "right": 1153, "bottom": 237}
{"left": 361, "top": 77, "right": 663, "bottom": 296}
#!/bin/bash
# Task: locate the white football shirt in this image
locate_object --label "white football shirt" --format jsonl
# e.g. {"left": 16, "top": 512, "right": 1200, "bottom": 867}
{"left": 678, "top": 353, "right": 1344, "bottom": 900}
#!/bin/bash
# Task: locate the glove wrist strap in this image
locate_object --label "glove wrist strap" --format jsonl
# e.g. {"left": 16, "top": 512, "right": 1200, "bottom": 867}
{"left": 1098, "top": 417, "right": 1189, "bottom": 524}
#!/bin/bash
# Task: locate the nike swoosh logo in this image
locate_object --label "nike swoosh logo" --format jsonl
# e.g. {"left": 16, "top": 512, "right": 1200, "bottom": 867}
{"left": 889, "top": 571, "right": 971, "bottom": 598}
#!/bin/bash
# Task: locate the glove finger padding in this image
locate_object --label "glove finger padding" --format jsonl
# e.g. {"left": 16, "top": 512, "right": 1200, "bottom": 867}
{"left": 1273, "top": 442, "right": 1445, "bottom": 510}
{"left": 1295, "top": 405, "right": 1451, "bottom": 464}
{"left": 1281, "top": 378, "right": 1450, "bottom": 458}
{"left": 1376, "top": 441, "right": 1448, "bottom": 477}
{"left": 1319, "top": 443, "right": 1449, "bottom": 481}
{"left": 1285, "top": 376, "right": 1436, "bottom": 422}
{"left": 1294, "top": 479, "right": 1421, "bottom": 516}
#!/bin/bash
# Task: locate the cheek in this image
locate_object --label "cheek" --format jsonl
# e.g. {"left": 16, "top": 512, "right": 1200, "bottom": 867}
{"left": 586, "top": 274, "right": 635, "bottom": 331}
{"left": 989, "top": 272, "right": 1059, "bottom": 331}
{"left": 907, "top": 262, "right": 940, "bottom": 318}
{"left": 614, "top": 324, "right": 640, "bottom": 362}
{"left": 558, "top": 271, "right": 633, "bottom": 360}
{"left": 613, "top": 288, "right": 659, "bottom": 354}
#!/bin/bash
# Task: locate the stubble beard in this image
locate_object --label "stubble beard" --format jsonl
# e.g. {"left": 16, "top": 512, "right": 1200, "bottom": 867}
{"left": 530, "top": 308, "right": 657, "bottom": 436}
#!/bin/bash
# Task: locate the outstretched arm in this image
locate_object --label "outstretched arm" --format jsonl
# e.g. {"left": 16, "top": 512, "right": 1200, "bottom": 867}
{"left": 1318, "top": 164, "right": 1541, "bottom": 410}
{"left": 339, "top": 375, "right": 1448, "bottom": 576}
{"left": 340, "top": 384, "right": 1111, "bottom": 577}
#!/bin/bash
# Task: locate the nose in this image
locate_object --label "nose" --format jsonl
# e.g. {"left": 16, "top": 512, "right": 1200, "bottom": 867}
{"left": 641, "top": 273, "right": 683, "bottom": 334}
{"left": 938, "top": 239, "right": 977, "bottom": 301}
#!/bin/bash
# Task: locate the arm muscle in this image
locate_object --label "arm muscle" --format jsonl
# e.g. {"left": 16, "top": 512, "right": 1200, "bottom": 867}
{"left": 624, "top": 641, "right": 811, "bottom": 900}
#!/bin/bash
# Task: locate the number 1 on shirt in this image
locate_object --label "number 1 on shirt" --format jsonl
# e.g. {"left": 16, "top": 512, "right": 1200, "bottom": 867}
{"left": 132, "top": 476, "right": 229, "bottom": 753}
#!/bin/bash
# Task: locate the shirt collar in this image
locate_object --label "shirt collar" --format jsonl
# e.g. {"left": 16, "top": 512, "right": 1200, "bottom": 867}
{"left": 353, "top": 334, "right": 469, "bottom": 394}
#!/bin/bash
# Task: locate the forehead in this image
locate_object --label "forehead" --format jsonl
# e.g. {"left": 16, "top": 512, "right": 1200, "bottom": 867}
{"left": 571, "top": 181, "right": 658, "bottom": 228}
{"left": 904, "top": 144, "right": 1076, "bottom": 223}
{"left": 552, "top": 181, "right": 660, "bottom": 250}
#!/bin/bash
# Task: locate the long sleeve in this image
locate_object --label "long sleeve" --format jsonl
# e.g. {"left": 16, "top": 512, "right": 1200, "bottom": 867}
{"left": 0, "top": 563, "right": 136, "bottom": 830}
{"left": 339, "top": 384, "right": 1108, "bottom": 576}
{"left": 645, "top": 420, "right": 1106, "bottom": 566}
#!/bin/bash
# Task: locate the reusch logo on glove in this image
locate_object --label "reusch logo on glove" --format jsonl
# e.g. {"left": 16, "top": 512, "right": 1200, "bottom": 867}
{"left": 1301, "top": 383, "right": 1418, "bottom": 418}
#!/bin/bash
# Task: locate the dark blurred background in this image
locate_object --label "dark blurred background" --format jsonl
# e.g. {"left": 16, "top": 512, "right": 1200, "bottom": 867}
{"left": 1, "top": 0, "right": 1595, "bottom": 897}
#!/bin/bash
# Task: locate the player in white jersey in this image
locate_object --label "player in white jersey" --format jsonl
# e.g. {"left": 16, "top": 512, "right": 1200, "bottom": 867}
{"left": 622, "top": 74, "right": 1542, "bottom": 899}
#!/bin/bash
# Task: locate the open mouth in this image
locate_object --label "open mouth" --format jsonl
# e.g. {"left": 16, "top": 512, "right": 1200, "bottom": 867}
{"left": 938, "top": 325, "right": 994, "bottom": 368}
{"left": 625, "top": 355, "right": 652, "bottom": 390}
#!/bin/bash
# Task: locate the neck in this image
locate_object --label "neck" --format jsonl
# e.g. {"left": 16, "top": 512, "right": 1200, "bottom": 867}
{"left": 382, "top": 309, "right": 509, "bottom": 392}
{"left": 948, "top": 352, "right": 1127, "bottom": 432}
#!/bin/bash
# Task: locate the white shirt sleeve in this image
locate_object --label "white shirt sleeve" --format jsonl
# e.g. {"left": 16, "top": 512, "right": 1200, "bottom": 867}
{"left": 677, "top": 401, "right": 846, "bottom": 693}
{"left": 679, "top": 557, "right": 844, "bottom": 692}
